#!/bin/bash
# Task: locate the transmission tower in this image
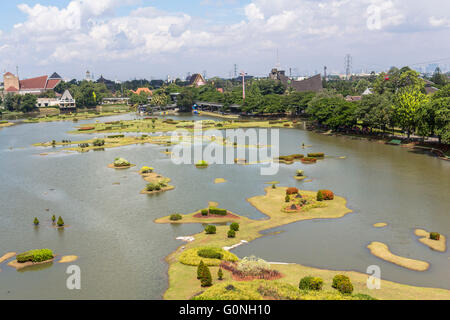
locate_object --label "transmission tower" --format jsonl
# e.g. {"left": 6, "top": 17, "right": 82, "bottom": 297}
{"left": 344, "top": 54, "right": 352, "bottom": 80}
{"left": 234, "top": 64, "right": 238, "bottom": 78}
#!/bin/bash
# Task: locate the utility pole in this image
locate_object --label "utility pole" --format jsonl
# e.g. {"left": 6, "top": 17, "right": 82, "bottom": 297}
{"left": 345, "top": 54, "right": 352, "bottom": 80}
{"left": 234, "top": 64, "right": 238, "bottom": 78}
{"left": 324, "top": 66, "right": 327, "bottom": 82}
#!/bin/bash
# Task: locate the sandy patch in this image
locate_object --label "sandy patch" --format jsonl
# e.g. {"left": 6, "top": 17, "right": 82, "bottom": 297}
{"left": 58, "top": 255, "right": 78, "bottom": 263}
{"left": 0, "top": 252, "right": 16, "bottom": 264}
{"left": 208, "top": 201, "right": 219, "bottom": 207}
{"left": 294, "top": 176, "right": 306, "bottom": 181}
{"left": 176, "top": 236, "right": 195, "bottom": 243}
{"left": 8, "top": 258, "right": 55, "bottom": 270}
{"left": 214, "top": 178, "right": 227, "bottom": 184}
{"left": 373, "top": 223, "right": 388, "bottom": 228}
{"left": 223, "top": 240, "right": 249, "bottom": 251}
{"left": 415, "top": 229, "right": 446, "bottom": 252}
{"left": 367, "top": 242, "right": 429, "bottom": 271}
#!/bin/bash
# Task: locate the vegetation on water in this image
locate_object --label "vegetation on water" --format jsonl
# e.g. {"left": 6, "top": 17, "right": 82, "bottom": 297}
{"left": 170, "top": 214, "right": 182, "bottom": 221}
{"left": 57, "top": 216, "right": 65, "bottom": 227}
{"left": 140, "top": 166, "right": 154, "bottom": 174}
{"left": 196, "top": 160, "right": 209, "bottom": 168}
{"left": 33, "top": 217, "right": 40, "bottom": 226}
{"left": 16, "top": 249, "right": 54, "bottom": 263}
{"left": 113, "top": 158, "right": 131, "bottom": 167}
{"left": 430, "top": 232, "right": 441, "bottom": 240}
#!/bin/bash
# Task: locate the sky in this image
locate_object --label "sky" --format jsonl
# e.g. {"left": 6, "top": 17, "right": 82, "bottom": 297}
{"left": 0, "top": 0, "right": 449, "bottom": 81}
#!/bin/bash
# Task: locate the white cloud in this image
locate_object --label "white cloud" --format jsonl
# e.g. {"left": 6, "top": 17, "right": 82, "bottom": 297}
{"left": 429, "top": 16, "right": 450, "bottom": 28}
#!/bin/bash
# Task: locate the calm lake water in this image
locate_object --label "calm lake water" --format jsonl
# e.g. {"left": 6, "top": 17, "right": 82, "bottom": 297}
{"left": 0, "top": 113, "right": 449, "bottom": 299}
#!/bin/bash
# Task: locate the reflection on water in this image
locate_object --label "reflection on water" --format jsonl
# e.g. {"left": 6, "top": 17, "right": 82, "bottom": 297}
{"left": 0, "top": 113, "right": 449, "bottom": 299}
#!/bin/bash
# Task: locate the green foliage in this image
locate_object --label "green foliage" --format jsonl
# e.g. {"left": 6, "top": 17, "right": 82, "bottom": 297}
{"left": 201, "top": 209, "right": 209, "bottom": 216}
{"left": 113, "top": 157, "right": 130, "bottom": 167}
{"left": 228, "top": 230, "right": 236, "bottom": 238}
{"left": 299, "top": 276, "right": 323, "bottom": 291}
{"left": 17, "top": 249, "right": 54, "bottom": 263}
{"left": 57, "top": 216, "right": 64, "bottom": 227}
{"left": 272, "top": 184, "right": 276, "bottom": 189}
{"left": 201, "top": 265, "right": 213, "bottom": 287}
{"left": 332, "top": 275, "right": 351, "bottom": 289}
{"left": 209, "top": 207, "right": 227, "bottom": 216}
{"left": 198, "top": 248, "right": 224, "bottom": 260}
{"left": 317, "top": 190, "right": 324, "bottom": 201}
{"left": 3, "top": 93, "right": 38, "bottom": 113}
{"left": 218, "top": 268, "right": 224, "bottom": 280}
{"left": 197, "top": 260, "right": 205, "bottom": 279}
{"left": 285, "top": 195, "right": 291, "bottom": 203}
{"left": 204, "top": 225, "right": 217, "bottom": 234}
{"left": 140, "top": 166, "right": 154, "bottom": 174}
{"left": 52, "top": 215, "right": 56, "bottom": 223}
{"left": 33, "top": 217, "right": 40, "bottom": 225}
{"left": 169, "top": 214, "right": 182, "bottom": 221}
{"left": 336, "top": 278, "right": 354, "bottom": 294}
{"left": 430, "top": 232, "right": 441, "bottom": 240}
{"left": 92, "top": 139, "right": 105, "bottom": 147}
{"left": 230, "top": 223, "right": 240, "bottom": 232}
{"left": 179, "top": 247, "right": 239, "bottom": 266}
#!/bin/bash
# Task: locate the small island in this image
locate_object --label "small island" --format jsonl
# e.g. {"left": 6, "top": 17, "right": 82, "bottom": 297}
{"left": 140, "top": 166, "right": 175, "bottom": 194}
{"left": 195, "top": 160, "right": 209, "bottom": 168}
{"left": 373, "top": 223, "right": 388, "bottom": 228}
{"left": 414, "top": 229, "right": 447, "bottom": 252}
{"left": 8, "top": 249, "right": 55, "bottom": 270}
{"left": 108, "top": 158, "right": 135, "bottom": 169}
{"left": 367, "top": 242, "right": 429, "bottom": 272}
{"left": 214, "top": 178, "right": 227, "bottom": 184}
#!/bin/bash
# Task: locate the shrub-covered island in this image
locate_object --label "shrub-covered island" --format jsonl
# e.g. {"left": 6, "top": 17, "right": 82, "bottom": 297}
{"left": 8, "top": 249, "right": 55, "bottom": 270}
{"left": 139, "top": 166, "right": 175, "bottom": 194}
{"left": 108, "top": 157, "right": 135, "bottom": 169}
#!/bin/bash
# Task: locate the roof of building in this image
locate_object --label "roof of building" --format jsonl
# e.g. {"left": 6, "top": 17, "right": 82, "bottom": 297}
{"left": 61, "top": 90, "right": 75, "bottom": 101}
{"left": 270, "top": 69, "right": 323, "bottom": 92}
{"left": 4, "top": 72, "right": 16, "bottom": 77}
{"left": 131, "top": 87, "right": 153, "bottom": 95}
{"left": 49, "top": 72, "right": 62, "bottom": 79}
{"left": 189, "top": 74, "right": 206, "bottom": 87}
{"left": 5, "top": 86, "right": 19, "bottom": 92}
{"left": 19, "top": 75, "right": 62, "bottom": 91}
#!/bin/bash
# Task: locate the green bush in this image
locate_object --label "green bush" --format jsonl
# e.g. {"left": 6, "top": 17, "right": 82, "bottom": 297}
{"left": 272, "top": 184, "right": 276, "bottom": 189}
{"left": 78, "top": 143, "right": 89, "bottom": 148}
{"left": 317, "top": 190, "right": 324, "bottom": 201}
{"left": 52, "top": 215, "right": 56, "bottom": 223}
{"left": 197, "top": 260, "right": 205, "bottom": 279}
{"left": 308, "top": 153, "right": 325, "bottom": 158}
{"left": 218, "top": 268, "right": 224, "bottom": 280}
{"left": 332, "top": 275, "right": 351, "bottom": 289}
{"left": 228, "top": 230, "right": 236, "bottom": 238}
{"left": 285, "top": 195, "right": 290, "bottom": 202}
{"left": 17, "top": 249, "right": 54, "bottom": 263}
{"left": 205, "top": 225, "right": 217, "bottom": 234}
{"left": 230, "top": 223, "right": 239, "bottom": 232}
{"left": 209, "top": 207, "right": 227, "bottom": 216}
{"left": 201, "top": 265, "right": 213, "bottom": 287}
{"left": 57, "top": 216, "right": 64, "bottom": 227}
{"left": 198, "top": 248, "right": 223, "bottom": 259}
{"left": 430, "top": 232, "right": 440, "bottom": 240}
{"left": 92, "top": 139, "right": 105, "bottom": 147}
{"left": 107, "top": 134, "right": 125, "bottom": 138}
{"left": 170, "top": 214, "right": 182, "bottom": 221}
{"left": 33, "top": 217, "right": 40, "bottom": 226}
{"left": 201, "top": 209, "right": 209, "bottom": 216}
{"left": 299, "top": 276, "right": 323, "bottom": 291}
{"left": 336, "top": 278, "right": 354, "bottom": 294}
{"left": 114, "top": 158, "right": 130, "bottom": 167}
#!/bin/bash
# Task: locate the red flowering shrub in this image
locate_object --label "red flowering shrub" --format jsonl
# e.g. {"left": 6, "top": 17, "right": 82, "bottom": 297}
{"left": 286, "top": 187, "right": 299, "bottom": 195}
{"left": 320, "top": 190, "right": 334, "bottom": 200}
{"left": 78, "top": 126, "right": 95, "bottom": 131}
{"left": 301, "top": 157, "right": 317, "bottom": 163}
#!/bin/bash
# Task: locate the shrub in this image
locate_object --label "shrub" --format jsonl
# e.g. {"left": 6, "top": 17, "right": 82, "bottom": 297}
{"left": 197, "top": 260, "right": 205, "bottom": 279}
{"left": 286, "top": 187, "right": 299, "bottom": 195}
{"left": 301, "top": 157, "right": 317, "bottom": 163}
{"left": 299, "top": 276, "right": 323, "bottom": 291}
{"left": 285, "top": 195, "right": 290, "bottom": 202}
{"left": 113, "top": 158, "right": 130, "bottom": 167}
{"left": 196, "top": 160, "right": 209, "bottom": 168}
{"left": 337, "top": 278, "right": 354, "bottom": 294}
{"left": 17, "top": 249, "right": 54, "bottom": 263}
{"left": 209, "top": 207, "right": 227, "bottom": 216}
{"left": 430, "top": 232, "right": 440, "bottom": 240}
{"left": 291, "top": 154, "right": 304, "bottom": 159}
{"left": 170, "top": 214, "right": 182, "bottom": 221}
{"left": 107, "top": 134, "right": 125, "bottom": 138}
{"left": 140, "top": 166, "right": 154, "bottom": 174}
{"left": 319, "top": 190, "right": 334, "bottom": 200}
{"left": 272, "top": 184, "right": 276, "bottom": 189}
{"left": 296, "top": 170, "right": 304, "bottom": 177}
{"left": 57, "top": 216, "right": 64, "bottom": 227}
{"left": 317, "top": 190, "right": 324, "bottom": 201}
{"left": 205, "top": 225, "right": 217, "bottom": 234}
{"left": 228, "top": 230, "right": 236, "bottom": 238}
{"left": 218, "top": 268, "right": 224, "bottom": 280}
{"left": 180, "top": 247, "right": 238, "bottom": 266}
{"left": 201, "top": 209, "right": 209, "bottom": 216}
{"left": 146, "top": 183, "right": 156, "bottom": 191}
{"left": 92, "top": 139, "right": 105, "bottom": 147}
{"left": 78, "top": 143, "right": 89, "bottom": 148}
{"left": 308, "top": 153, "right": 325, "bottom": 158}
{"left": 230, "top": 223, "right": 239, "bottom": 232}
{"left": 201, "top": 265, "right": 213, "bottom": 287}
{"left": 52, "top": 215, "right": 56, "bottom": 223}
{"left": 198, "top": 248, "right": 223, "bottom": 259}
{"left": 332, "top": 275, "right": 351, "bottom": 289}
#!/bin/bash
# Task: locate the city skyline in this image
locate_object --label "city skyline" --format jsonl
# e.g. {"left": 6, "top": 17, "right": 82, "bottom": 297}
{"left": 0, "top": 0, "right": 449, "bottom": 80}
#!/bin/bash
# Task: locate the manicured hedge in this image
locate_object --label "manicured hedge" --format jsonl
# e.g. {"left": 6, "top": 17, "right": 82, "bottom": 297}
{"left": 319, "top": 190, "right": 334, "bottom": 200}
{"left": 179, "top": 247, "right": 239, "bottom": 266}
{"left": 205, "top": 225, "right": 217, "bottom": 234}
{"left": 308, "top": 153, "right": 325, "bottom": 158}
{"left": 170, "top": 214, "right": 182, "bottom": 221}
{"left": 430, "top": 232, "right": 441, "bottom": 240}
{"left": 209, "top": 207, "right": 227, "bottom": 216}
{"left": 286, "top": 187, "right": 299, "bottom": 195}
{"left": 198, "top": 248, "right": 223, "bottom": 260}
{"left": 17, "top": 249, "right": 54, "bottom": 263}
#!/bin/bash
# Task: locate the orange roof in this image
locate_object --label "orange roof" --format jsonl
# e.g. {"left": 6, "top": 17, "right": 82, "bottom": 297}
{"left": 6, "top": 86, "right": 19, "bottom": 92}
{"left": 131, "top": 88, "right": 153, "bottom": 95}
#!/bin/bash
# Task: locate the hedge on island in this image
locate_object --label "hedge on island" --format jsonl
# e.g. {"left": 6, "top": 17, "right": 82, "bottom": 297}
{"left": 301, "top": 157, "right": 317, "bottom": 164}
{"left": 286, "top": 187, "right": 299, "bottom": 195}
{"left": 170, "top": 214, "right": 182, "bottom": 221}
{"left": 179, "top": 247, "right": 239, "bottom": 266}
{"left": 307, "top": 153, "right": 325, "bottom": 158}
{"left": 145, "top": 181, "right": 168, "bottom": 192}
{"left": 430, "top": 232, "right": 441, "bottom": 240}
{"left": 296, "top": 170, "right": 305, "bottom": 177}
{"left": 17, "top": 249, "right": 54, "bottom": 263}
{"left": 114, "top": 157, "right": 131, "bottom": 167}
{"left": 140, "top": 166, "right": 154, "bottom": 174}
{"left": 92, "top": 139, "right": 105, "bottom": 147}
{"left": 319, "top": 190, "right": 334, "bottom": 200}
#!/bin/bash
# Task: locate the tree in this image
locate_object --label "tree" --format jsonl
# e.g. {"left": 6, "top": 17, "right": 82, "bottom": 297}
{"left": 33, "top": 217, "right": 40, "bottom": 225}
{"left": 201, "top": 265, "right": 213, "bottom": 287}
{"left": 356, "top": 93, "right": 393, "bottom": 133}
{"left": 177, "top": 88, "right": 195, "bottom": 112}
{"left": 218, "top": 268, "right": 223, "bottom": 280}
{"left": 57, "top": 216, "right": 65, "bottom": 227}
{"left": 197, "top": 260, "right": 205, "bottom": 279}
{"left": 20, "top": 94, "right": 38, "bottom": 112}
{"left": 431, "top": 67, "right": 448, "bottom": 87}
{"left": 392, "top": 86, "right": 429, "bottom": 139}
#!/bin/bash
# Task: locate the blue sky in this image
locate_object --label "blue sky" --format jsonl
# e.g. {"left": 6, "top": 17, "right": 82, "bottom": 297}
{"left": 0, "top": 0, "right": 449, "bottom": 80}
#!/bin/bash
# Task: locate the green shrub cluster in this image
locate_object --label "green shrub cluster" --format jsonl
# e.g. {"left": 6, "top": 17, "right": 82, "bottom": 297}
{"left": 205, "top": 225, "right": 217, "bottom": 234}
{"left": 113, "top": 158, "right": 130, "bottom": 167}
{"left": 230, "top": 223, "right": 239, "bottom": 232}
{"left": 317, "top": 190, "right": 324, "bottom": 201}
{"left": 78, "top": 143, "right": 89, "bottom": 148}
{"left": 92, "top": 139, "right": 105, "bottom": 147}
{"left": 198, "top": 248, "right": 223, "bottom": 259}
{"left": 170, "top": 214, "right": 182, "bottom": 221}
{"left": 17, "top": 249, "right": 54, "bottom": 263}
{"left": 201, "top": 209, "right": 209, "bottom": 216}
{"left": 332, "top": 275, "right": 354, "bottom": 294}
{"left": 57, "top": 216, "right": 65, "bottom": 227}
{"left": 209, "top": 207, "right": 227, "bottom": 216}
{"left": 430, "top": 232, "right": 441, "bottom": 240}
{"left": 33, "top": 217, "right": 40, "bottom": 225}
{"left": 308, "top": 153, "right": 325, "bottom": 158}
{"left": 299, "top": 276, "right": 324, "bottom": 291}
{"left": 107, "top": 134, "right": 125, "bottom": 138}
{"left": 145, "top": 181, "right": 167, "bottom": 192}
{"left": 228, "top": 230, "right": 236, "bottom": 238}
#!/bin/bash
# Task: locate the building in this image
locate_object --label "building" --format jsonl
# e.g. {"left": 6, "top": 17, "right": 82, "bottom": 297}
{"left": 37, "top": 98, "right": 60, "bottom": 108}
{"left": 130, "top": 88, "right": 153, "bottom": 95}
{"left": 59, "top": 90, "right": 76, "bottom": 110}
{"left": 3, "top": 72, "right": 62, "bottom": 95}
{"left": 188, "top": 73, "right": 207, "bottom": 87}
{"left": 269, "top": 69, "right": 323, "bottom": 92}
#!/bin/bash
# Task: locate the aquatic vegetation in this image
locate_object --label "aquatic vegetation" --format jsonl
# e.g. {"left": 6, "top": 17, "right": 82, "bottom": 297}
{"left": 296, "top": 170, "right": 305, "bottom": 177}
{"left": 140, "top": 166, "right": 154, "bottom": 174}
{"left": 114, "top": 158, "right": 131, "bottom": 167}
{"left": 57, "top": 216, "right": 65, "bottom": 227}
{"left": 17, "top": 249, "right": 54, "bottom": 263}
{"left": 33, "top": 217, "right": 40, "bottom": 226}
